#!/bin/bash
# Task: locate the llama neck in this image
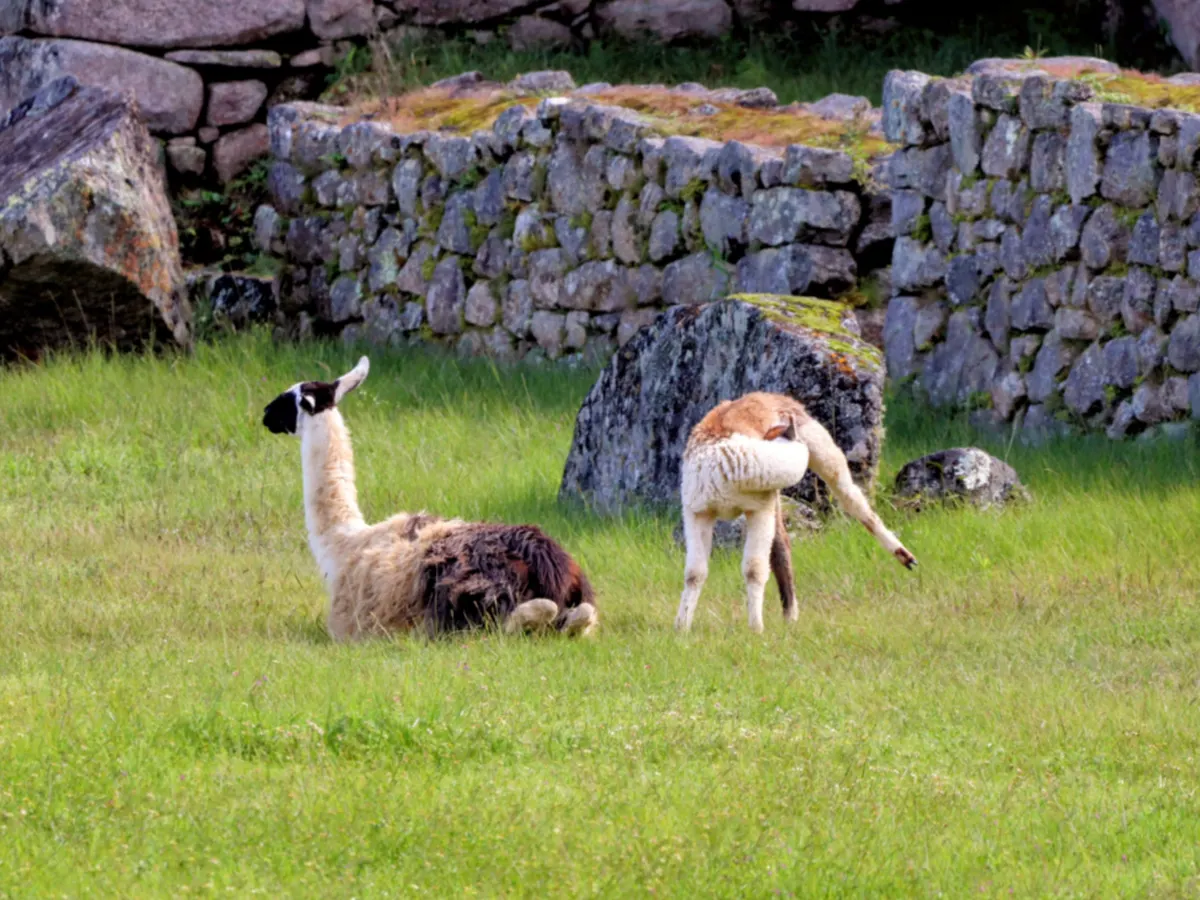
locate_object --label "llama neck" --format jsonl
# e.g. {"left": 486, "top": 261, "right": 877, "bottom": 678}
{"left": 301, "top": 410, "right": 366, "bottom": 548}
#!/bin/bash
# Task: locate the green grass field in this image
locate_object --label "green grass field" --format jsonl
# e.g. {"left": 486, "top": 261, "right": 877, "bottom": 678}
{"left": 2, "top": 334, "right": 1200, "bottom": 897}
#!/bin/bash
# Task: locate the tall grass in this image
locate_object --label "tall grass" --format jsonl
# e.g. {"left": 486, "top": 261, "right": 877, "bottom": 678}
{"left": 1, "top": 334, "right": 1199, "bottom": 895}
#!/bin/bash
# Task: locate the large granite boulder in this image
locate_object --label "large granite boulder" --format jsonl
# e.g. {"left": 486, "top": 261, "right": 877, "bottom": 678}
{"left": 0, "top": 37, "right": 203, "bottom": 134}
{"left": 0, "top": 78, "right": 192, "bottom": 359}
{"left": 594, "top": 0, "right": 734, "bottom": 41}
{"left": 17, "top": 0, "right": 306, "bottom": 49}
{"left": 894, "top": 447, "right": 1028, "bottom": 509}
{"left": 559, "top": 295, "right": 884, "bottom": 514}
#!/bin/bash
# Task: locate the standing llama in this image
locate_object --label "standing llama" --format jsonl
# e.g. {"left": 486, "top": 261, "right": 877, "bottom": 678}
{"left": 676, "top": 391, "right": 917, "bottom": 634}
{"left": 262, "top": 357, "right": 598, "bottom": 639}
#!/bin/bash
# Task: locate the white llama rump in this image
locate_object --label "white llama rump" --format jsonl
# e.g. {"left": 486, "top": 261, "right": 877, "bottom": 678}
{"left": 262, "top": 357, "right": 598, "bottom": 640}
{"left": 676, "top": 391, "right": 916, "bottom": 634}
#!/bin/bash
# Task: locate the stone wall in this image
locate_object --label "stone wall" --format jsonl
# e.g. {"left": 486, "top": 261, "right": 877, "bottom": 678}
{"left": 882, "top": 58, "right": 1200, "bottom": 440}
{"left": 254, "top": 74, "right": 892, "bottom": 362}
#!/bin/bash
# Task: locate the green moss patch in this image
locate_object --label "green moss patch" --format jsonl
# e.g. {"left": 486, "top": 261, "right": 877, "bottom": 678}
{"left": 728, "top": 293, "right": 882, "bottom": 369}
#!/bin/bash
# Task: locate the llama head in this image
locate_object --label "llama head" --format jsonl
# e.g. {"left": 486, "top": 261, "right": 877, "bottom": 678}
{"left": 262, "top": 356, "right": 370, "bottom": 435}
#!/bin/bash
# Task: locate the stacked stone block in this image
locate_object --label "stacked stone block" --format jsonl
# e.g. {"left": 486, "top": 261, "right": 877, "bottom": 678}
{"left": 883, "top": 65, "right": 1200, "bottom": 439}
{"left": 257, "top": 84, "right": 891, "bottom": 362}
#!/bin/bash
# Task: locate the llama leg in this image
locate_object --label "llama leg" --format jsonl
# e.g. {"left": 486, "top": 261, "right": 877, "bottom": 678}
{"left": 503, "top": 598, "right": 559, "bottom": 634}
{"left": 742, "top": 507, "right": 776, "bottom": 634}
{"left": 768, "top": 495, "right": 798, "bottom": 622}
{"left": 675, "top": 509, "right": 715, "bottom": 633}
{"left": 559, "top": 603, "right": 598, "bottom": 637}
{"left": 796, "top": 419, "right": 918, "bottom": 569}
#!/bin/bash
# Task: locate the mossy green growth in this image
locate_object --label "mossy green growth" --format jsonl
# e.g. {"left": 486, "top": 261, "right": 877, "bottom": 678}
{"left": 421, "top": 256, "right": 438, "bottom": 281}
{"left": 727, "top": 294, "right": 882, "bottom": 369}
{"left": 679, "top": 179, "right": 707, "bottom": 205}
{"left": 911, "top": 214, "right": 933, "bottom": 244}
{"left": 570, "top": 211, "right": 594, "bottom": 232}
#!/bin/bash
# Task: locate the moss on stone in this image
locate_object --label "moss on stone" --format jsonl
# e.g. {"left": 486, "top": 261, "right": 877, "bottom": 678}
{"left": 1079, "top": 70, "right": 1200, "bottom": 113}
{"left": 728, "top": 293, "right": 882, "bottom": 368}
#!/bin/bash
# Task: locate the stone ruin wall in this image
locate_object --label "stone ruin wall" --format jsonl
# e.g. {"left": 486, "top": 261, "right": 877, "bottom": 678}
{"left": 882, "top": 63, "right": 1200, "bottom": 440}
{"left": 254, "top": 76, "right": 892, "bottom": 363}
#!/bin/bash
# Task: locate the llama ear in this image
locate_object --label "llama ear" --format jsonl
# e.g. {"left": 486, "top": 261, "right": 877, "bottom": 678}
{"left": 334, "top": 356, "right": 370, "bottom": 404}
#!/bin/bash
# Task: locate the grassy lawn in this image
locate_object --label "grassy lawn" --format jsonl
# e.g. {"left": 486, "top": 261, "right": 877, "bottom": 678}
{"left": 2, "top": 334, "right": 1200, "bottom": 896}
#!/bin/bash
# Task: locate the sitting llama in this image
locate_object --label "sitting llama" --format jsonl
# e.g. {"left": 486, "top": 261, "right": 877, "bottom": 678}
{"left": 676, "top": 391, "right": 917, "bottom": 634}
{"left": 262, "top": 356, "right": 598, "bottom": 639}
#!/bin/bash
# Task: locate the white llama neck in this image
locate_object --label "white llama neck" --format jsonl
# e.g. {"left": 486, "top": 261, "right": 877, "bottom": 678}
{"left": 300, "top": 409, "right": 366, "bottom": 583}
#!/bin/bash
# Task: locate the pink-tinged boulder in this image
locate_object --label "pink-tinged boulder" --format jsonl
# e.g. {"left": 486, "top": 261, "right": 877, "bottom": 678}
{"left": 26, "top": 0, "right": 306, "bottom": 49}
{"left": 0, "top": 36, "right": 203, "bottom": 133}
{"left": 206, "top": 80, "right": 269, "bottom": 127}
{"left": 307, "top": 0, "right": 374, "bottom": 38}
{"left": 595, "top": 0, "right": 733, "bottom": 41}
{"left": 389, "top": 0, "right": 533, "bottom": 25}
{"left": 1151, "top": 0, "right": 1200, "bottom": 70}
{"left": 213, "top": 123, "right": 269, "bottom": 183}
{"left": 0, "top": 77, "right": 192, "bottom": 359}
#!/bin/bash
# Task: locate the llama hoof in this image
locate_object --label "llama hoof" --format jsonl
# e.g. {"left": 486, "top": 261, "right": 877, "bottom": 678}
{"left": 560, "top": 603, "right": 598, "bottom": 637}
{"left": 895, "top": 547, "right": 918, "bottom": 570}
{"left": 504, "top": 598, "right": 559, "bottom": 635}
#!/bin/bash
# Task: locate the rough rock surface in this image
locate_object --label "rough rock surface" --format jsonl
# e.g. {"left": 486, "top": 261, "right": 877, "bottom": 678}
{"left": 0, "top": 78, "right": 192, "bottom": 359}
{"left": 22, "top": 0, "right": 307, "bottom": 49}
{"left": 559, "top": 295, "right": 884, "bottom": 513}
{"left": 0, "top": 36, "right": 204, "bottom": 134}
{"left": 594, "top": 0, "right": 733, "bottom": 42}
{"left": 894, "top": 447, "right": 1028, "bottom": 509}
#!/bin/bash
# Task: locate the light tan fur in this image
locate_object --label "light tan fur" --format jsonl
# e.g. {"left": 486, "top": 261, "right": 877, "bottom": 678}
{"left": 291, "top": 361, "right": 592, "bottom": 641}
{"left": 676, "top": 391, "right": 917, "bottom": 634}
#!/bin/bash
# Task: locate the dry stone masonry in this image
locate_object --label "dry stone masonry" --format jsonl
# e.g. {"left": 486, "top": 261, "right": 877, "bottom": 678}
{"left": 882, "top": 58, "right": 1200, "bottom": 439}
{"left": 254, "top": 74, "right": 893, "bottom": 362}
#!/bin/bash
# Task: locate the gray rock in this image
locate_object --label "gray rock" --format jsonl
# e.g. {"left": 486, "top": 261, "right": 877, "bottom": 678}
{"left": 733, "top": 246, "right": 809, "bottom": 295}
{"left": 366, "top": 227, "right": 408, "bottom": 293}
{"left": 0, "top": 77, "right": 191, "bottom": 357}
{"left": 606, "top": 154, "right": 639, "bottom": 192}
{"left": 502, "top": 279, "right": 533, "bottom": 337}
{"left": 1000, "top": 229, "right": 1027, "bottom": 280}
{"left": 1100, "top": 130, "right": 1158, "bottom": 208}
{"left": 889, "top": 143, "right": 953, "bottom": 201}
{"left": 392, "top": 158, "right": 423, "bottom": 218}
{"left": 1103, "top": 336, "right": 1139, "bottom": 389}
{"left": 805, "top": 246, "right": 856, "bottom": 292}
{"left": 1055, "top": 307, "right": 1100, "bottom": 341}
{"left": 946, "top": 255, "right": 980, "bottom": 306}
{"left": 648, "top": 209, "right": 680, "bottom": 262}
{"left": 662, "top": 252, "right": 730, "bottom": 306}
{"left": 1157, "top": 170, "right": 1199, "bottom": 222}
{"left": 637, "top": 180, "right": 665, "bottom": 228}
{"left": 560, "top": 296, "right": 884, "bottom": 513}
{"left": 948, "top": 171, "right": 989, "bottom": 219}
{"left": 1087, "top": 275, "right": 1125, "bottom": 325}
{"left": 502, "top": 151, "right": 537, "bottom": 202}
{"left": 337, "top": 234, "right": 363, "bottom": 273}
{"left": 426, "top": 257, "right": 466, "bottom": 334}
{"left": 1160, "top": 222, "right": 1187, "bottom": 272}
{"left": 266, "top": 161, "right": 306, "bottom": 217}
{"left": 510, "top": 70, "right": 575, "bottom": 94}
{"left": 1019, "top": 75, "right": 1069, "bottom": 130}
{"left": 395, "top": 240, "right": 437, "bottom": 297}
{"left": 1050, "top": 204, "right": 1089, "bottom": 261}
{"left": 747, "top": 187, "right": 859, "bottom": 246}
{"left": 530, "top": 309, "right": 566, "bottom": 358}
{"left": 913, "top": 302, "right": 948, "bottom": 350}
{"left": 561, "top": 260, "right": 634, "bottom": 312}
{"left": 992, "top": 369, "right": 1027, "bottom": 420}
{"left": 473, "top": 235, "right": 509, "bottom": 279}
{"left": 1022, "top": 196, "right": 1055, "bottom": 269}
{"left": 892, "top": 236, "right": 947, "bottom": 291}
{"left": 1190, "top": 372, "right": 1200, "bottom": 418}
{"left": 662, "top": 135, "right": 720, "bottom": 198}
{"left": 328, "top": 275, "right": 362, "bottom": 323}
{"left": 212, "top": 123, "right": 270, "bottom": 185}
{"left": 1132, "top": 381, "right": 1171, "bottom": 424}
{"left": 1164, "top": 375, "right": 1191, "bottom": 411}
{"left": 611, "top": 193, "right": 642, "bottom": 265}
{"left": 698, "top": 187, "right": 748, "bottom": 255}
{"left": 1129, "top": 212, "right": 1160, "bottom": 266}
{"left": 529, "top": 247, "right": 569, "bottom": 309}
{"left": 782, "top": 144, "right": 854, "bottom": 187}
{"left": 548, "top": 138, "right": 605, "bottom": 216}
{"left": 513, "top": 203, "right": 553, "bottom": 253}
{"left": 1030, "top": 131, "right": 1066, "bottom": 193}
{"left": 472, "top": 169, "right": 505, "bottom": 227}
{"left": 981, "top": 114, "right": 1030, "bottom": 179}
{"left": 464, "top": 281, "right": 498, "bottom": 327}
{"left": 930, "top": 201, "right": 955, "bottom": 253}
{"left": 436, "top": 192, "right": 475, "bottom": 255}
{"left": 947, "top": 90, "right": 981, "bottom": 174}
{"left": 594, "top": 0, "right": 732, "bottom": 42}
{"left": 253, "top": 204, "right": 282, "bottom": 254}
{"left": 985, "top": 278, "right": 1011, "bottom": 348}
{"left": 425, "top": 134, "right": 478, "bottom": 182}
{"left": 883, "top": 295, "right": 920, "bottom": 380}
{"left": 1121, "top": 267, "right": 1156, "bottom": 334}
{"left": 1044, "top": 265, "right": 1075, "bottom": 308}
{"left": 554, "top": 216, "right": 589, "bottom": 263}
{"left": 920, "top": 311, "right": 999, "bottom": 408}
{"left": 882, "top": 70, "right": 931, "bottom": 146}
{"left": 891, "top": 190, "right": 926, "bottom": 236}
{"left": 1080, "top": 204, "right": 1128, "bottom": 270}
{"left": 1012, "top": 279, "right": 1054, "bottom": 331}
{"left": 1063, "top": 341, "right": 1107, "bottom": 415}
{"left": 1105, "top": 400, "right": 1138, "bottom": 439}
{"left": 1067, "top": 103, "right": 1102, "bottom": 205}
{"left": 1137, "top": 326, "right": 1169, "bottom": 377}
{"left": 895, "top": 447, "right": 1028, "bottom": 509}
{"left": 1027, "top": 330, "right": 1079, "bottom": 403}
{"left": 1168, "top": 314, "right": 1200, "bottom": 371}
